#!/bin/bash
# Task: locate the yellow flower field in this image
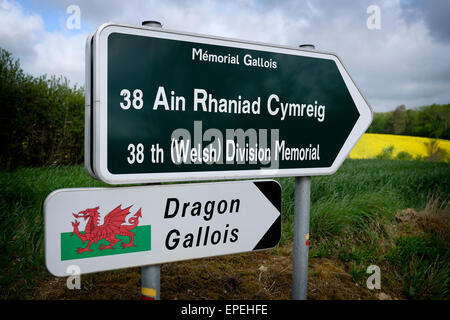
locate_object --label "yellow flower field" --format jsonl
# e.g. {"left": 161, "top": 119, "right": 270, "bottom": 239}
{"left": 349, "top": 133, "right": 450, "bottom": 161}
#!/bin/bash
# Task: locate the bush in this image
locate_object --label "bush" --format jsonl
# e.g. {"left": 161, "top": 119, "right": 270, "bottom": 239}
{"left": 425, "top": 140, "right": 449, "bottom": 162}
{"left": 0, "top": 48, "right": 84, "bottom": 169}
{"left": 396, "top": 151, "right": 414, "bottom": 161}
{"left": 375, "top": 145, "right": 395, "bottom": 160}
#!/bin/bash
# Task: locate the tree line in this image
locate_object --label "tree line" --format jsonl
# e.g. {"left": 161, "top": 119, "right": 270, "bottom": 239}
{"left": 1, "top": 47, "right": 449, "bottom": 169}
{"left": 367, "top": 104, "right": 449, "bottom": 140}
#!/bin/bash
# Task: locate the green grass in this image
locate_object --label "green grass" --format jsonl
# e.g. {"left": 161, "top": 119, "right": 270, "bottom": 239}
{"left": 278, "top": 159, "right": 449, "bottom": 298}
{"left": 0, "top": 165, "right": 107, "bottom": 297}
{"left": 0, "top": 159, "right": 449, "bottom": 299}
{"left": 386, "top": 233, "right": 449, "bottom": 299}
{"left": 279, "top": 159, "right": 450, "bottom": 243}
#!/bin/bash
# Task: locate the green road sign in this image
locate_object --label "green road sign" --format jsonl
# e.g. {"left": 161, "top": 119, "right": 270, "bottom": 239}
{"left": 86, "top": 23, "right": 372, "bottom": 184}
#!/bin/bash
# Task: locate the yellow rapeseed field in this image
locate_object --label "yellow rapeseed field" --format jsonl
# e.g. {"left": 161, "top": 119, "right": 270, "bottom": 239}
{"left": 349, "top": 133, "right": 450, "bottom": 161}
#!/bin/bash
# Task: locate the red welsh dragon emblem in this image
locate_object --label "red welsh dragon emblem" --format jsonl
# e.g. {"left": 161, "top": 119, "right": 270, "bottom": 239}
{"left": 71, "top": 205, "right": 142, "bottom": 254}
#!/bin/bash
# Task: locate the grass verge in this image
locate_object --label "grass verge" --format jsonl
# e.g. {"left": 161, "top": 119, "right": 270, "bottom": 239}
{"left": 0, "top": 159, "right": 449, "bottom": 299}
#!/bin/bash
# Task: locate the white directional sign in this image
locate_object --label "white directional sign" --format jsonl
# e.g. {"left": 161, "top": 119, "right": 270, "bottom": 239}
{"left": 44, "top": 180, "right": 281, "bottom": 276}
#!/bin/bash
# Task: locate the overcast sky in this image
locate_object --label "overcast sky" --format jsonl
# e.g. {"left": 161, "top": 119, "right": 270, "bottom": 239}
{"left": 1, "top": 0, "right": 449, "bottom": 112}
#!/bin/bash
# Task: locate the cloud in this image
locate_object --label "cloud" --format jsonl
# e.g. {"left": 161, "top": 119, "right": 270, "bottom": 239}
{"left": 0, "top": 0, "right": 44, "bottom": 61}
{"left": 400, "top": 0, "right": 450, "bottom": 42}
{"left": 298, "top": 1, "right": 450, "bottom": 111}
{"left": 31, "top": 31, "right": 86, "bottom": 85}
{"left": 0, "top": 0, "right": 87, "bottom": 86}
{"left": 0, "top": 0, "right": 449, "bottom": 112}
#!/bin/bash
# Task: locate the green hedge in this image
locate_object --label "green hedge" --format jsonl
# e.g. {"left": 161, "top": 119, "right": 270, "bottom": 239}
{"left": 0, "top": 48, "right": 84, "bottom": 169}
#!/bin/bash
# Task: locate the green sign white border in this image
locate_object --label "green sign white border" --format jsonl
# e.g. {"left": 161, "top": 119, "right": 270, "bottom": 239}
{"left": 86, "top": 22, "right": 372, "bottom": 185}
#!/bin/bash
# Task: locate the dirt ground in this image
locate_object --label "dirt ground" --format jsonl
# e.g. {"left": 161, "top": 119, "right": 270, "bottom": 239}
{"left": 31, "top": 242, "right": 405, "bottom": 300}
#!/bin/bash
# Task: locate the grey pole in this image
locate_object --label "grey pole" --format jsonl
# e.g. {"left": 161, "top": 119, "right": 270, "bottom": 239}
{"left": 141, "top": 264, "right": 161, "bottom": 300}
{"left": 292, "top": 176, "right": 311, "bottom": 300}
{"left": 292, "top": 43, "right": 315, "bottom": 301}
{"left": 140, "top": 20, "right": 163, "bottom": 300}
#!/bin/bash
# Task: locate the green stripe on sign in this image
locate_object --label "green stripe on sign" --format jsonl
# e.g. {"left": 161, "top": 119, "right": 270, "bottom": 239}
{"left": 61, "top": 225, "right": 151, "bottom": 261}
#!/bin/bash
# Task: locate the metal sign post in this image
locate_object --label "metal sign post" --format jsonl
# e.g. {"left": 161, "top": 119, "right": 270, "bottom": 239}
{"left": 292, "top": 44, "right": 315, "bottom": 300}
{"left": 292, "top": 176, "right": 311, "bottom": 300}
{"left": 140, "top": 20, "right": 163, "bottom": 301}
{"left": 141, "top": 264, "right": 160, "bottom": 300}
